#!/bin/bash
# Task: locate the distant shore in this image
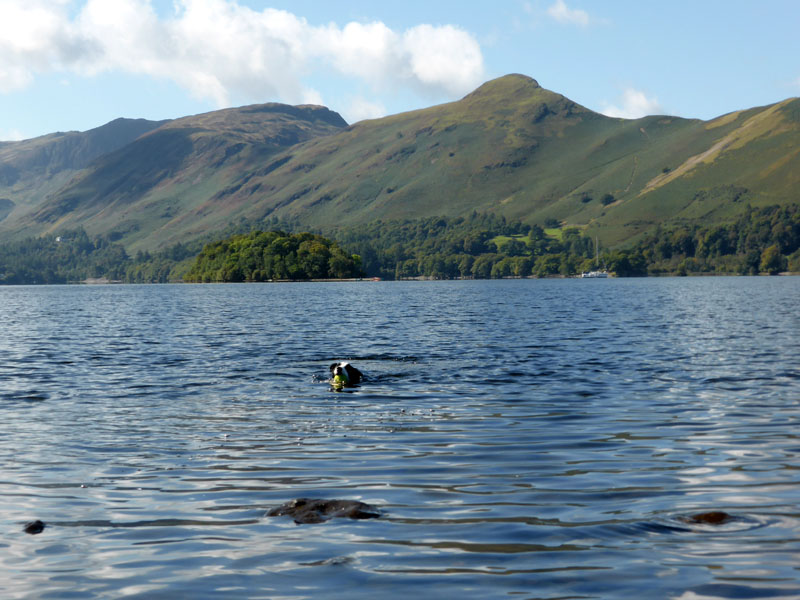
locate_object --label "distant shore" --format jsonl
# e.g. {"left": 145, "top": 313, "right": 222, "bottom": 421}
{"left": 33, "top": 271, "right": 800, "bottom": 286}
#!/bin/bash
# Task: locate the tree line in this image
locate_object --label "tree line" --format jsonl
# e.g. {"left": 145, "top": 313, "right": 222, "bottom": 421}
{"left": 330, "top": 212, "right": 636, "bottom": 278}
{"left": 0, "top": 229, "right": 197, "bottom": 284}
{"left": 330, "top": 205, "right": 800, "bottom": 278}
{"left": 634, "top": 204, "right": 800, "bottom": 275}
{"left": 1, "top": 205, "right": 798, "bottom": 284}
{"left": 0, "top": 229, "right": 127, "bottom": 284}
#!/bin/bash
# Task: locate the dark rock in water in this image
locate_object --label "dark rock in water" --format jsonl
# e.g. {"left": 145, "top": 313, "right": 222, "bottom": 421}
{"left": 267, "top": 498, "right": 380, "bottom": 524}
{"left": 681, "top": 511, "right": 735, "bottom": 525}
{"left": 23, "top": 520, "right": 45, "bottom": 534}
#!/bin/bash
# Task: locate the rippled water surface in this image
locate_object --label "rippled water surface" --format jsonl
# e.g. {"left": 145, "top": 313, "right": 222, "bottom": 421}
{"left": 1, "top": 278, "right": 799, "bottom": 599}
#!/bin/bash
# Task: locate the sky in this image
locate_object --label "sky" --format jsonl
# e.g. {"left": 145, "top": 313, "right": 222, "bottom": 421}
{"left": 1, "top": 0, "right": 798, "bottom": 141}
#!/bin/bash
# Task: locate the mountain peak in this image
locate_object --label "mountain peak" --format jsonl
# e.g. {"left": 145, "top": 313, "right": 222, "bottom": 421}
{"left": 463, "top": 74, "right": 541, "bottom": 100}
{"left": 243, "top": 103, "right": 348, "bottom": 128}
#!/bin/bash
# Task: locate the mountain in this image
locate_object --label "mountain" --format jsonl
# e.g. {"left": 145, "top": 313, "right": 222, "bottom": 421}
{"left": 14, "top": 103, "right": 347, "bottom": 249}
{"left": 0, "top": 118, "right": 166, "bottom": 226}
{"left": 207, "top": 74, "right": 798, "bottom": 246}
{"left": 1, "top": 74, "right": 798, "bottom": 251}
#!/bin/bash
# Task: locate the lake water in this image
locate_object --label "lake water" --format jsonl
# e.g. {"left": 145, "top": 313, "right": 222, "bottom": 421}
{"left": 1, "top": 278, "right": 799, "bottom": 599}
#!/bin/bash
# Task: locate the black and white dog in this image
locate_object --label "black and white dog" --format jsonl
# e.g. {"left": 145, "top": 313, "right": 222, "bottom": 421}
{"left": 329, "top": 362, "right": 363, "bottom": 386}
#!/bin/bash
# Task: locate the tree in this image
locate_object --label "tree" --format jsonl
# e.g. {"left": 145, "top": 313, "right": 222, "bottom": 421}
{"left": 471, "top": 254, "right": 500, "bottom": 278}
{"left": 606, "top": 250, "right": 647, "bottom": 277}
{"left": 543, "top": 217, "right": 560, "bottom": 229}
{"left": 490, "top": 257, "right": 515, "bottom": 278}
{"left": 457, "top": 255, "right": 474, "bottom": 278}
{"left": 759, "top": 244, "right": 786, "bottom": 275}
{"left": 532, "top": 254, "right": 561, "bottom": 277}
{"left": 497, "top": 238, "right": 526, "bottom": 256}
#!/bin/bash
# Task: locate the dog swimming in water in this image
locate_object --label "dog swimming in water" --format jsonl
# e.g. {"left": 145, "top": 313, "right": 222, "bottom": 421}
{"left": 329, "top": 362, "right": 363, "bottom": 387}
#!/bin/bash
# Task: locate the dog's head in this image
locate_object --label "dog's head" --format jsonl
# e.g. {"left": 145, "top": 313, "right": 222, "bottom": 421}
{"left": 329, "top": 361, "right": 362, "bottom": 385}
{"left": 329, "top": 361, "right": 364, "bottom": 385}
{"left": 330, "top": 362, "right": 346, "bottom": 377}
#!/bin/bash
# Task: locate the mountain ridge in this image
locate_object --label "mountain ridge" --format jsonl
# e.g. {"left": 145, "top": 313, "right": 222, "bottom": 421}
{"left": 20, "top": 102, "right": 349, "bottom": 248}
{"left": 0, "top": 74, "right": 797, "bottom": 251}
{"left": 0, "top": 117, "right": 167, "bottom": 225}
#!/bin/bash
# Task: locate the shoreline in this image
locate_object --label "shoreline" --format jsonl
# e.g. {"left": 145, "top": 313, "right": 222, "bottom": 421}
{"left": 1, "top": 273, "right": 797, "bottom": 286}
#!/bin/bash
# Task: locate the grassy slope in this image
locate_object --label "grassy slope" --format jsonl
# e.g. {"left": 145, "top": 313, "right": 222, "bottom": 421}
{"left": 21, "top": 104, "right": 347, "bottom": 250}
{"left": 213, "top": 75, "right": 613, "bottom": 227}
{"left": 593, "top": 98, "right": 800, "bottom": 244}
{"left": 208, "top": 75, "right": 798, "bottom": 248}
{"left": 0, "top": 118, "right": 165, "bottom": 230}
{"left": 3, "top": 74, "right": 798, "bottom": 252}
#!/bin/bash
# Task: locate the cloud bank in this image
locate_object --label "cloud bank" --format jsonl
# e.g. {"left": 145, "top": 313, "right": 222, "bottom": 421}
{"left": 0, "top": 0, "right": 485, "bottom": 115}
{"left": 602, "top": 88, "right": 664, "bottom": 119}
{"left": 547, "top": 0, "right": 590, "bottom": 27}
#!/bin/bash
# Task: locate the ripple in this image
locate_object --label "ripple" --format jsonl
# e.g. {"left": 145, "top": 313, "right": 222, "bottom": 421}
{"left": 1, "top": 278, "right": 800, "bottom": 599}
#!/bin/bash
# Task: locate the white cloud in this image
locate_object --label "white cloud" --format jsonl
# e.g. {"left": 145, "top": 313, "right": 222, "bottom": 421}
{"left": 0, "top": 0, "right": 95, "bottom": 89}
{"left": 344, "top": 97, "right": 387, "bottom": 123}
{"left": 0, "top": 128, "right": 26, "bottom": 141}
{"left": 601, "top": 88, "right": 664, "bottom": 119}
{"left": 312, "top": 20, "right": 484, "bottom": 98}
{"left": 317, "top": 20, "right": 400, "bottom": 84}
{"left": 403, "top": 24, "right": 484, "bottom": 96}
{"left": 0, "top": 0, "right": 485, "bottom": 110}
{"left": 546, "top": 0, "right": 590, "bottom": 27}
{"left": 0, "top": 64, "right": 34, "bottom": 92}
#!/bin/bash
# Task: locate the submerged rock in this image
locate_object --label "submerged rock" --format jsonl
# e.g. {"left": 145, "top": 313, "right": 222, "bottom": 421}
{"left": 267, "top": 498, "right": 380, "bottom": 524}
{"left": 680, "top": 511, "right": 735, "bottom": 525}
{"left": 23, "top": 520, "right": 45, "bottom": 534}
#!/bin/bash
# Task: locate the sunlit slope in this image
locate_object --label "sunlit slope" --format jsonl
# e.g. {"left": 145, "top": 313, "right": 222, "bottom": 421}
{"left": 593, "top": 98, "right": 800, "bottom": 243}
{"left": 25, "top": 104, "right": 347, "bottom": 249}
{"left": 7, "top": 74, "right": 798, "bottom": 251}
{"left": 202, "top": 74, "right": 685, "bottom": 228}
{"left": 203, "top": 74, "right": 798, "bottom": 243}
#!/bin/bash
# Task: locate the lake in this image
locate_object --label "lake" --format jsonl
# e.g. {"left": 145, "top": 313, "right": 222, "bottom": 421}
{"left": 1, "top": 277, "right": 799, "bottom": 599}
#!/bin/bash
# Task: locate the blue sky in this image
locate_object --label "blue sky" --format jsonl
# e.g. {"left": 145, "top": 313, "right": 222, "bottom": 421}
{"left": 1, "top": 0, "right": 798, "bottom": 140}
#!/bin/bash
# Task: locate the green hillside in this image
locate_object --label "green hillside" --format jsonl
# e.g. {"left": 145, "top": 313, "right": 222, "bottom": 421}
{"left": 8, "top": 104, "right": 347, "bottom": 250}
{"left": 591, "top": 98, "right": 800, "bottom": 244}
{"left": 0, "top": 117, "right": 165, "bottom": 228}
{"left": 229, "top": 76, "right": 798, "bottom": 247}
{"left": 1, "top": 74, "right": 798, "bottom": 253}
